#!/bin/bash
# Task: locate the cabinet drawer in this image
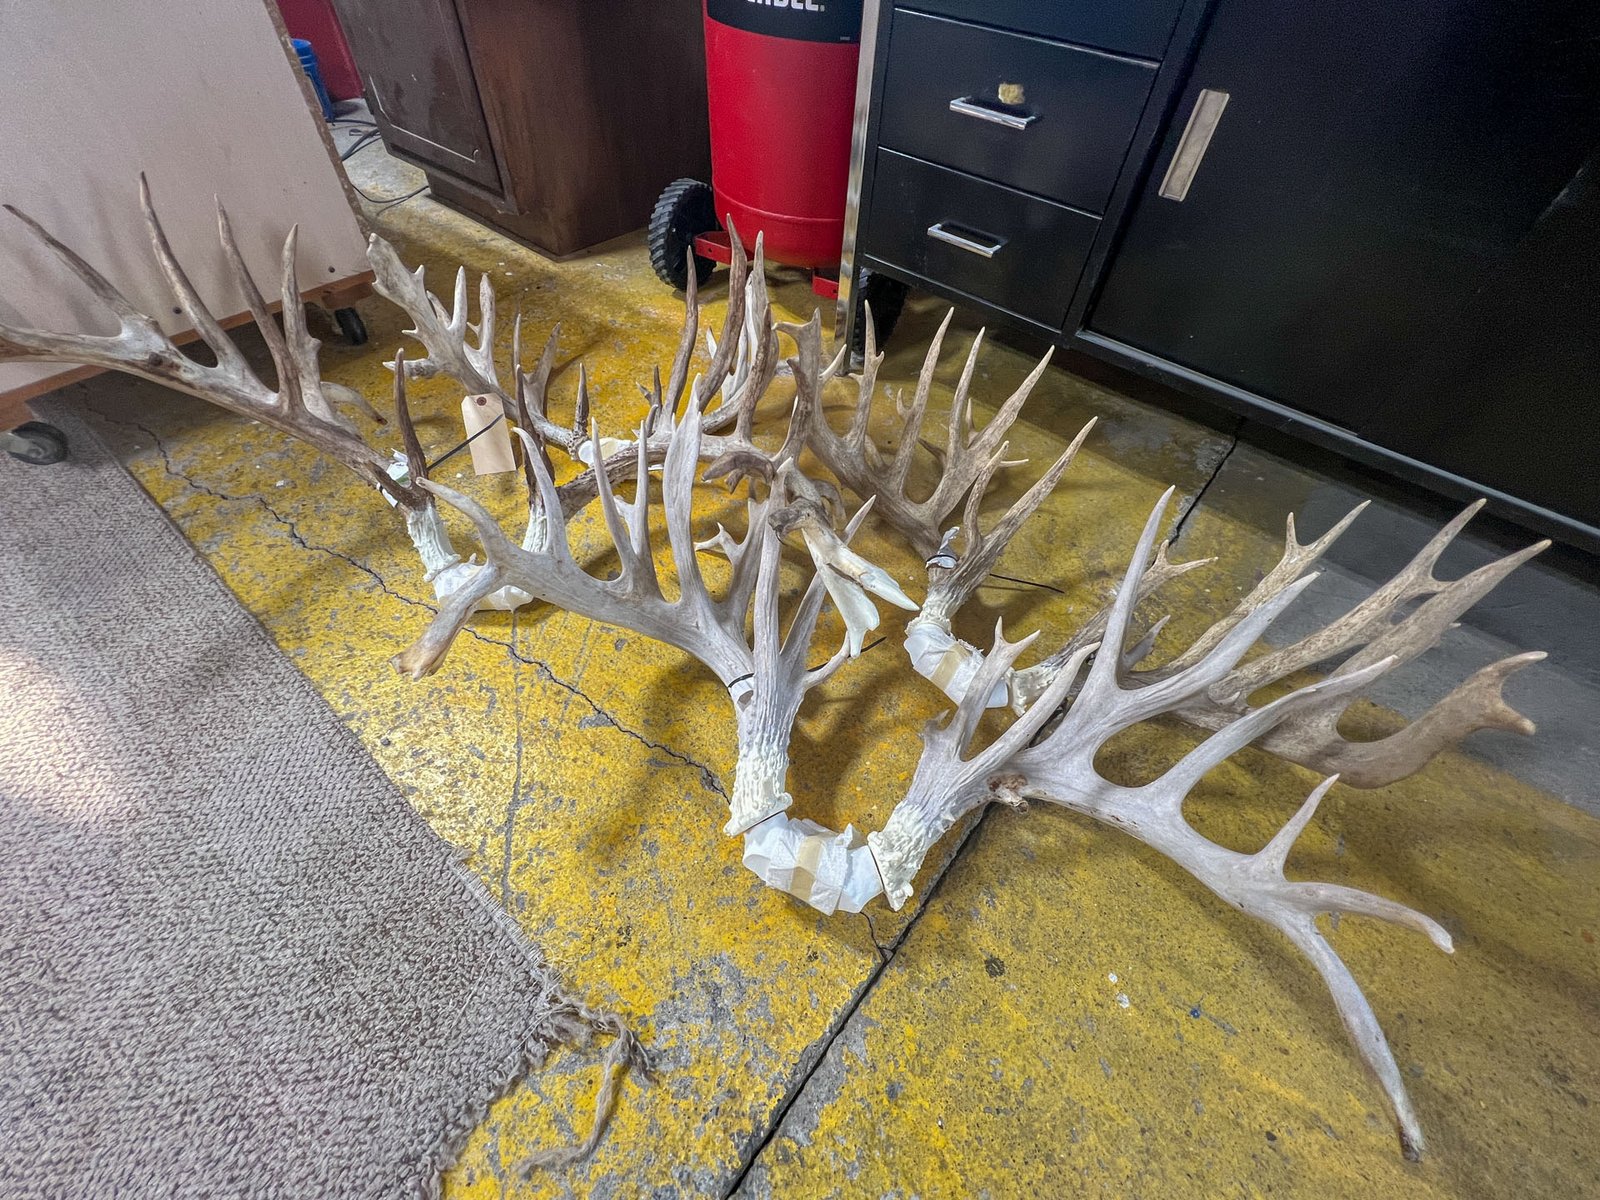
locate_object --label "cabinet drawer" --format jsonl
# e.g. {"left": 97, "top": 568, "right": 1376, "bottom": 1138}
{"left": 879, "top": 10, "right": 1156, "bottom": 213}
{"left": 864, "top": 150, "right": 1097, "bottom": 329}
{"left": 902, "top": 1, "right": 1184, "bottom": 59}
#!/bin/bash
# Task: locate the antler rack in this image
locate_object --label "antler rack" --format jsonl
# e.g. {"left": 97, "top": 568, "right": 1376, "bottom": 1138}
{"left": 0, "top": 181, "right": 1553, "bottom": 1159}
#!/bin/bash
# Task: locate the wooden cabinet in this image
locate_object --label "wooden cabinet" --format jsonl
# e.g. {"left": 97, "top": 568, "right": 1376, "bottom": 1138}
{"left": 332, "top": 0, "right": 710, "bottom": 256}
{"left": 341, "top": 0, "right": 501, "bottom": 190}
{"left": 845, "top": 0, "right": 1600, "bottom": 551}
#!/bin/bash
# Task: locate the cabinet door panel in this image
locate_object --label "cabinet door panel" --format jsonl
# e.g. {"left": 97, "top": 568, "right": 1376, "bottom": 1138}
{"left": 1089, "top": 0, "right": 1600, "bottom": 523}
{"left": 332, "top": 0, "right": 502, "bottom": 192}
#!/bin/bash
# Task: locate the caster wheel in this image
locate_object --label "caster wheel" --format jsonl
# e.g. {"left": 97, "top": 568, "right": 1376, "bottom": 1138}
{"left": 852, "top": 269, "right": 909, "bottom": 357}
{"left": 3, "top": 420, "right": 68, "bottom": 465}
{"left": 649, "top": 178, "right": 719, "bottom": 291}
{"left": 333, "top": 306, "right": 368, "bottom": 346}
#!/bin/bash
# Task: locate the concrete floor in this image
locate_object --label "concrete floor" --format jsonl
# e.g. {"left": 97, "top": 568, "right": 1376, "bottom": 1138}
{"left": 47, "top": 128, "right": 1600, "bottom": 1196}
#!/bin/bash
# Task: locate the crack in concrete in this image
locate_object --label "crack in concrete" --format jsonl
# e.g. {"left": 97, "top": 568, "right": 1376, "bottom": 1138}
{"left": 1169, "top": 417, "right": 1244, "bottom": 547}
{"left": 90, "top": 404, "right": 729, "bottom": 798}
{"left": 500, "top": 607, "right": 529, "bottom": 907}
{"left": 722, "top": 812, "right": 991, "bottom": 1198}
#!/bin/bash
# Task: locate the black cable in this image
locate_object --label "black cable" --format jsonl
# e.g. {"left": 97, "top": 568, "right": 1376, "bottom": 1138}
{"left": 339, "top": 132, "right": 382, "bottom": 161}
{"left": 984, "top": 570, "right": 1066, "bottom": 596}
{"left": 425, "top": 411, "right": 505, "bottom": 473}
{"left": 347, "top": 180, "right": 428, "bottom": 209}
{"left": 374, "top": 185, "right": 428, "bottom": 213}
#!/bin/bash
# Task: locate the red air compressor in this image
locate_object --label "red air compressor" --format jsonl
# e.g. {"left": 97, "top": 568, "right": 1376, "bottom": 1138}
{"left": 648, "top": 0, "right": 907, "bottom": 346}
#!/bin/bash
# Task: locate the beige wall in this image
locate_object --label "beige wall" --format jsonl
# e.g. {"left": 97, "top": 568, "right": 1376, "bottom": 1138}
{"left": 0, "top": 0, "right": 367, "bottom": 398}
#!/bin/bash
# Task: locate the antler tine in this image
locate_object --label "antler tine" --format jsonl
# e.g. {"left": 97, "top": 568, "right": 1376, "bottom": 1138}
{"left": 1007, "top": 539, "right": 1214, "bottom": 713}
{"left": 702, "top": 231, "right": 762, "bottom": 432}
{"left": 1077, "top": 488, "right": 1179, "bottom": 698}
{"left": 1239, "top": 649, "right": 1546, "bottom": 787}
{"left": 887, "top": 308, "right": 952, "bottom": 492}
{"left": 214, "top": 196, "right": 293, "bottom": 377}
{"left": 1291, "top": 534, "right": 1547, "bottom": 689}
{"left": 771, "top": 312, "right": 827, "bottom": 470}
{"left": 941, "top": 327, "right": 985, "bottom": 468}
{"left": 927, "top": 345, "right": 1054, "bottom": 519}
{"left": 510, "top": 313, "right": 547, "bottom": 499}
{"left": 472, "top": 271, "right": 497, "bottom": 383}
{"left": 731, "top": 253, "right": 779, "bottom": 443}
{"left": 663, "top": 247, "right": 700, "bottom": 415}
{"left": 1208, "top": 500, "right": 1489, "bottom": 695}
{"left": 661, "top": 404, "right": 712, "bottom": 611}
{"left": 1165, "top": 502, "right": 1370, "bottom": 675}
{"left": 391, "top": 544, "right": 508, "bottom": 679}
{"left": 691, "top": 220, "right": 749, "bottom": 413}
{"left": 277, "top": 224, "right": 353, "bottom": 432}
{"left": 590, "top": 421, "right": 659, "bottom": 601}
{"left": 573, "top": 362, "right": 592, "bottom": 442}
{"left": 521, "top": 323, "right": 560, "bottom": 425}
{"left": 844, "top": 303, "right": 883, "bottom": 453}
{"left": 1, "top": 203, "right": 154, "bottom": 330}
{"left": 138, "top": 174, "right": 249, "bottom": 380}
{"left": 717, "top": 493, "right": 772, "bottom": 623}
{"left": 626, "top": 421, "right": 662, "bottom": 596}
{"left": 943, "top": 621, "right": 1042, "bottom": 756}
{"left": 392, "top": 350, "right": 428, "bottom": 489}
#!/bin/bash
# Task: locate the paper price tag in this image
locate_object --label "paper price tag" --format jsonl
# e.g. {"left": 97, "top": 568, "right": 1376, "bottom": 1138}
{"left": 460, "top": 394, "right": 516, "bottom": 476}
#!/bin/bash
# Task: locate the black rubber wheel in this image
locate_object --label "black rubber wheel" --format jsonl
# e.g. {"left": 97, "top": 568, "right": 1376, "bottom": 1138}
{"left": 852, "top": 269, "right": 909, "bottom": 357}
{"left": 4, "top": 420, "right": 68, "bottom": 465}
{"left": 333, "top": 306, "right": 368, "bottom": 346}
{"left": 648, "top": 178, "right": 719, "bottom": 291}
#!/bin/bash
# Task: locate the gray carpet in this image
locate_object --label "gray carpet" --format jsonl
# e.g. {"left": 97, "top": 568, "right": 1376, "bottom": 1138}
{"left": 0, "top": 405, "right": 630, "bottom": 1197}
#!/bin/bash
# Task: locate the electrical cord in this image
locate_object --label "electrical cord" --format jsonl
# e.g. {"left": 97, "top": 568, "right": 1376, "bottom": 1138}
{"left": 331, "top": 119, "right": 428, "bottom": 212}
{"left": 351, "top": 182, "right": 429, "bottom": 212}
{"left": 339, "top": 131, "right": 383, "bottom": 161}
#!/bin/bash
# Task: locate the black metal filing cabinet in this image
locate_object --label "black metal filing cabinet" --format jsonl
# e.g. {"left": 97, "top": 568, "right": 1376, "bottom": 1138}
{"left": 841, "top": 0, "right": 1600, "bottom": 554}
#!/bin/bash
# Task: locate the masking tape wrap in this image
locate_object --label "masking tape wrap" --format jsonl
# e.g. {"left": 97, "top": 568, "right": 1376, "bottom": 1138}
{"left": 903, "top": 622, "right": 1009, "bottom": 708}
{"left": 743, "top": 815, "right": 884, "bottom": 915}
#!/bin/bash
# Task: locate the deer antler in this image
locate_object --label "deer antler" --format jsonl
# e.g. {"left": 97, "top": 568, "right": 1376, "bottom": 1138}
{"left": 1147, "top": 500, "right": 1551, "bottom": 786}
{"left": 395, "top": 377, "right": 913, "bottom": 865}
{"left": 369, "top": 221, "right": 754, "bottom": 460}
{"left": 0, "top": 177, "right": 421, "bottom": 511}
{"left": 870, "top": 490, "right": 1455, "bottom": 1158}
{"left": 788, "top": 307, "right": 1051, "bottom": 558}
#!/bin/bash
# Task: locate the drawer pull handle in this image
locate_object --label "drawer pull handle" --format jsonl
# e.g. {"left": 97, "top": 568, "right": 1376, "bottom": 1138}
{"left": 948, "top": 96, "right": 1038, "bottom": 130}
{"left": 927, "top": 222, "right": 1006, "bottom": 259}
{"left": 1159, "top": 88, "right": 1230, "bottom": 201}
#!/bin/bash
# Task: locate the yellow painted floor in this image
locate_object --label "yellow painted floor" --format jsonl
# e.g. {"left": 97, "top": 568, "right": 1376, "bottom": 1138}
{"left": 66, "top": 182, "right": 1599, "bottom": 1198}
